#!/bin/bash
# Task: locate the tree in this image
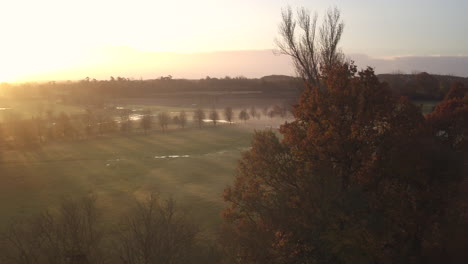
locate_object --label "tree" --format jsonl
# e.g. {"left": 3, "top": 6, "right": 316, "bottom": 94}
{"left": 209, "top": 109, "right": 219, "bottom": 126}
{"left": 56, "top": 112, "right": 74, "bottom": 139}
{"left": 14, "top": 119, "right": 39, "bottom": 148}
{"left": 115, "top": 194, "right": 199, "bottom": 264}
{"left": 238, "top": 109, "right": 250, "bottom": 123}
{"left": 45, "top": 108, "right": 56, "bottom": 140}
{"left": 179, "top": 110, "right": 187, "bottom": 128}
{"left": 444, "top": 82, "right": 468, "bottom": 101}
{"left": 0, "top": 122, "right": 4, "bottom": 149}
{"left": 262, "top": 106, "right": 269, "bottom": 117}
{"left": 193, "top": 108, "right": 205, "bottom": 129}
{"left": 172, "top": 115, "right": 181, "bottom": 127}
{"left": 141, "top": 109, "right": 152, "bottom": 134}
{"left": 32, "top": 115, "right": 46, "bottom": 143}
{"left": 119, "top": 108, "right": 132, "bottom": 133}
{"left": 249, "top": 106, "right": 259, "bottom": 119}
{"left": 157, "top": 111, "right": 170, "bottom": 132}
{"left": 222, "top": 63, "right": 464, "bottom": 264}
{"left": 275, "top": 6, "right": 344, "bottom": 86}
{"left": 224, "top": 107, "right": 234, "bottom": 124}
{"left": 83, "top": 107, "right": 95, "bottom": 137}
{"left": 0, "top": 196, "right": 219, "bottom": 264}
{"left": 1, "top": 196, "right": 105, "bottom": 264}
{"left": 426, "top": 82, "right": 467, "bottom": 151}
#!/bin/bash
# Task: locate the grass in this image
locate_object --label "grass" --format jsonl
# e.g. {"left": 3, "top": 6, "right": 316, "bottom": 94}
{"left": 0, "top": 98, "right": 84, "bottom": 120}
{"left": 0, "top": 125, "right": 254, "bottom": 237}
{"left": 413, "top": 100, "right": 439, "bottom": 114}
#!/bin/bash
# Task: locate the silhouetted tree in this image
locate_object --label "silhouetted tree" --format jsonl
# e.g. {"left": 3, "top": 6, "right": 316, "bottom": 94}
{"left": 1, "top": 196, "right": 105, "bottom": 264}
{"left": 83, "top": 108, "right": 95, "bottom": 138}
{"left": 172, "top": 115, "right": 181, "bottom": 127}
{"left": 157, "top": 112, "right": 170, "bottom": 132}
{"left": 13, "top": 119, "right": 39, "bottom": 148}
{"left": 276, "top": 6, "right": 344, "bottom": 85}
{"left": 32, "top": 116, "right": 45, "bottom": 143}
{"left": 238, "top": 109, "right": 250, "bottom": 123}
{"left": 222, "top": 107, "right": 233, "bottom": 124}
{"left": 193, "top": 109, "right": 205, "bottom": 129}
{"left": 209, "top": 109, "right": 219, "bottom": 126}
{"left": 262, "top": 106, "right": 269, "bottom": 117}
{"left": 178, "top": 111, "right": 187, "bottom": 128}
{"left": 45, "top": 109, "right": 56, "bottom": 140}
{"left": 115, "top": 194, "right": 198, "bottom": 264}
{"left": 119, "top": 108, "right": 132, "bottom": 133}
{"left": 0, "top": 122, "right": 4, "bottom": 149}
{"left": 249, "top": 106, "right": 259, "bottom": 119}
{"left": 141, "top": 109, "right": 152, "bottom": 134}
{"left": 56, "top": 112, "right": 74, "bottom": 139}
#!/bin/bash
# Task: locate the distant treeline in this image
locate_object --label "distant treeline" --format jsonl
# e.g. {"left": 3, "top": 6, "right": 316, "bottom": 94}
{"left": 0, "top": 75, "right": 302, "bottom": 105}
{"left": 1, "top": 73, "right": 465, "bottom": 103}
{"left": 379, "top": 72, "right": 468, "bottom": 101}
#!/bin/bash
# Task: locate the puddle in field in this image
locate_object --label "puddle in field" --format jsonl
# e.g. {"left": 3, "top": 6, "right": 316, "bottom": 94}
{"left": 154, "top": 155, "right": 190, "bottom": 159}
{"left": 202, "top": 119, "right": 233, "bottom": 124}
{"left": 106, "top": 147, "right": 251, "bottom": 167}
{"left": 129, "top": 114, "right": 144, "bottom": 121}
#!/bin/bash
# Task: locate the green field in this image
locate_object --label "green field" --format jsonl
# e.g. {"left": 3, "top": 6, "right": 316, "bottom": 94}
{"left": 0, "top": 99, "right": 84, "bottom": 119}
{"left": 414, "top": 100, "right": 439, "bottom": 114}
{"left": 0, "top": 125, "right": 254, "bottom": 237}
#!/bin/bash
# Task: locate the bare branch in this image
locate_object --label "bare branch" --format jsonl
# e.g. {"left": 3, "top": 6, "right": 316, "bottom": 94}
{"left": 275, "top": 6, "right": 345, "bottom": 86}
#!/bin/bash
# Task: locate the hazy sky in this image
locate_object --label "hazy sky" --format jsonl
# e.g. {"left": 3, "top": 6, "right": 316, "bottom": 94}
{"left": 0, "top": 0, "right": 467, "bottom": 81}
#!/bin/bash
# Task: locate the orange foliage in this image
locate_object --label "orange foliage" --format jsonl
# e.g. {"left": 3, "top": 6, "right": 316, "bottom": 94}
{"left": 222, "top": 63, "right": 465, "bottom": 264}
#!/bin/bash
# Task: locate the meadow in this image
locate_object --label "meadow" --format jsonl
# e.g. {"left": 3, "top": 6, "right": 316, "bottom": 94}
{"left": 0, "top": 123, "right": 257, "bottom": 238}
{"left": 0, "top": 97, "right": 438, "bottom": 240}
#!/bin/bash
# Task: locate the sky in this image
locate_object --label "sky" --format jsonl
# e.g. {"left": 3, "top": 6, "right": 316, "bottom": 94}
{"left": 0, "top": 0, "right": 467, "bottom": 82}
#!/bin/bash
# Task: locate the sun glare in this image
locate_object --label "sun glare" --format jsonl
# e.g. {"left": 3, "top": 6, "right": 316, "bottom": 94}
{"left": 0, "top": 43, "right": 95, "bottom": 83}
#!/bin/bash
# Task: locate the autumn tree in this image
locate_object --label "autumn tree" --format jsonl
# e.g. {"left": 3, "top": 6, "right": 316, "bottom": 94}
{"left": 426, "top": 83, "right": 467, "bottom": 151}
{"left": 224, "top": 107, "right": 234, "bottom": 124}
{"left": 209, "top": 109, "right": 219, "bottom": 126}
{"left": 222, "top": 63, "right": 464, "bottom": 264}
{"left": 193, "top": 108, "right": 206, "bottom": 129}
{"left": 238, "top": 109, "right": 250, "bottom": 123}
{"left": 444, "top": 82, "right": 468, "bottom": 100}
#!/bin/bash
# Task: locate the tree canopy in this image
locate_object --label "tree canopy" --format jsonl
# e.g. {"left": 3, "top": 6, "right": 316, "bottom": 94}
{"left": 222, "top": 63, "right": 465, "bottom": 264}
